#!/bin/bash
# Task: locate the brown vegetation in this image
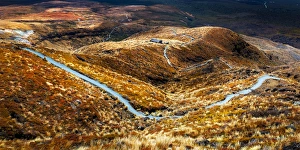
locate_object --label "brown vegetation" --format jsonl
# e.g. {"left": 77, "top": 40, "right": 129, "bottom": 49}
{"left": 0, "top": 0, "right": 299, "bottom": 149}
{"left": 0, "top": 43, "right": 143, "bottom": 149}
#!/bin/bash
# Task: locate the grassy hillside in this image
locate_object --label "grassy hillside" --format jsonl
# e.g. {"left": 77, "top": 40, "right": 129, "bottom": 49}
{"left": 0, "top": 43, "right": 144, "bottom": 149}
{"left": 0, "top": 0, "right": 299, "bottom": 149}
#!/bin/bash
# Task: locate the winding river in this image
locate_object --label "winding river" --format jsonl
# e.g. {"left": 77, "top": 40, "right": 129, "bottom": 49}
{"left": 16, "top": 29, "right": 282, "bottom": 119}
{"left": 206, "top": 74, "right": 281, "bottom": 108}
{"left": 22, "top": 47, "right": 282, "bottom": 118}
{"left": 22, "top": 48, "right": 170, "bottom": 119}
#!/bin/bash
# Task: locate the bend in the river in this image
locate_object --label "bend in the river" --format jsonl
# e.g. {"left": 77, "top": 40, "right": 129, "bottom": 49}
{"left": 16, "top": 29, "right": 282, "bottom": 119}
{"left": 22, "top": 48, "right": 282, "bottom": 118}
{"left": 206, "top": 74, "right": 281, "bottom": 109}
{"left": 22, "top": 47, "right": 181, "bottom": 120}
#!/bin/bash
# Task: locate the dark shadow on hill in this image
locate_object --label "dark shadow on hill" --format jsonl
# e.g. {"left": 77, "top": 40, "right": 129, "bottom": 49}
{"left": 0, "top": 0, "right": 50, "bottom": 6}
{"left": 93, "top": 0, "right": 160, "bottom": 6}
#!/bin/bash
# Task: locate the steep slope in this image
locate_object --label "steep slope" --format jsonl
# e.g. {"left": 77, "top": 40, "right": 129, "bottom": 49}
{"left": 1, "top": 1, "right": 299, "bottom": 148}
{"left": 34, "top": 46, "right": 170, "bottom": 112}
{"left": 43, "top": 26, "right": 299, "bottom": 149}
{"left": 1, "top": 27, "right": 299, "bottom": 149}
{"left": 242, "top": 35, "right": 300, "bottom": 63}
{"left": 0, "top": 43, "right": 144, "bottom": 149}
{"left": 41, "top": 25, "right": 288, "bottom": 117}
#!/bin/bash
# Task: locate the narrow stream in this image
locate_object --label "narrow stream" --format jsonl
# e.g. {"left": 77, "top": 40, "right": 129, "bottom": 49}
{"left": 22, "top": 48, "right": 175, "bottom": 119}
{"left": 206, "top": 74, "right": 281, "bottom": 108}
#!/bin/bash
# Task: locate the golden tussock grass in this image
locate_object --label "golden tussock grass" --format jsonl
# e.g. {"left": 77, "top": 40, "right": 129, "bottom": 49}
{"left": 35, "top": 47, "right": 171, "bottom": 111}
{"left": 89, "top": 133, "right": 207, "bottom": 150}
{"left": 0, "top": 44, "right": 139, "bottom": 149}
{"left": 0, "top": 20, "right": 32, "bottom": 30}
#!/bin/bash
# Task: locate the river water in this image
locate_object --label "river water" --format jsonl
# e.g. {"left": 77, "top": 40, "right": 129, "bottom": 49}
{"left": 206, "top": 74, "right": 281, "bottom": 108}
{"left": 22, "top": 48, "right": 169, "bottom": 119}
{"left": 22, "top": 48, "right": 281, "bottom": 117}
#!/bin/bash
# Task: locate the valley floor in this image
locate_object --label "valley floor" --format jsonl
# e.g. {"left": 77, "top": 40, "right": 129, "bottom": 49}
{"left": 0, "top": 1, "right": 299, "bottom": 149}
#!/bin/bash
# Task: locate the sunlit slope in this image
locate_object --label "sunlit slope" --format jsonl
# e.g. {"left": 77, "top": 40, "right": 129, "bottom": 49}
{"left": 34, "top": 47, "right": 170, "bottom": 112}
{"left": 0, "top": 43, "right": 138, "bottom": 149}
{"left": 78, "top": 26, "right": 273, "bottom": 85}
{"left": 242, "top": 35, "right": 300, "bottom": 63}
{"left": 59, "top": 26, "right": 283, "bottom": 117}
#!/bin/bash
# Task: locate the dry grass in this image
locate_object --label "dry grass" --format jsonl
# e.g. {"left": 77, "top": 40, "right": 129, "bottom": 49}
{"left": 139, "top": 94, "right": 299, "bottom": 149}
{"left": 0, "top": 20, "right": 31, "bottom": 30}
{"left": 89, "top": 133, "right": 206, "bottom": 150}
{"left": 0, "top": 43, "right": 140, "bottom": 149}
{"left": 242, "top": 35, "right": 300, "bottom": 64}
{"left": 1, "top": 2, "right": 299, "bottom": 148}
{"left": 35, "top": 47, "right": 170, "bottom": 111}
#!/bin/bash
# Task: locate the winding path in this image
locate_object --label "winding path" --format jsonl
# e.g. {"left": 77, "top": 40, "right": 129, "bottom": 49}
{"left": 206, "top": 74, "right": 281, "bottom": 108}
{"left": 171, "top": 29, "right": 195, "bottom": 43}
{"left": 164, "top": 46, "right": 173, "bottom": 67}
{"left": 182, "top": 59, "right": 213, "bottom": 71}
{"left": 219, "top": 58, "right": 233, "bottom": 69}
{"left": 163, "top": 29, "right": 196, "bottom": 68}
{"left": 182, "top": 34, "right": 195, "bottom": 42}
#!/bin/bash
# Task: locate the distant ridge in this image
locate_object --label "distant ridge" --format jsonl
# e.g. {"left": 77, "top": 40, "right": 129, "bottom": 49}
{"left": 0, "top": 0, "right": 50, "bottom": 6}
